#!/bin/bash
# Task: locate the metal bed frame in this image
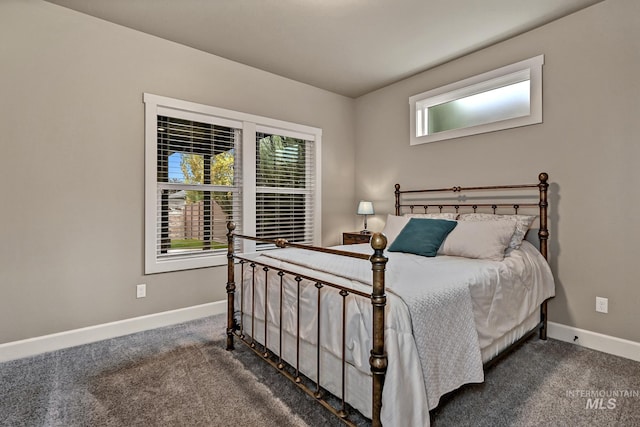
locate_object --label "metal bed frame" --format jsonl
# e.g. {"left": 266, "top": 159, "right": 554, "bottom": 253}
{"left": 225, "top": 172, "right": 550, "bottom": 426}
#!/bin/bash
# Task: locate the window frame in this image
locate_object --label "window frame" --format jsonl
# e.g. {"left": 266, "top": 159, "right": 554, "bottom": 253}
{"left": 144, "top": 93, "right": 322, "bottom": 274}
{"left": 409, "top": 55, "right": 544, "bottom": 145}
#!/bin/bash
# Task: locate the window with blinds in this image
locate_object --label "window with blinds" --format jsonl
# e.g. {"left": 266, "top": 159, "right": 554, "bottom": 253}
{"left": 256, "top": 133, "right": 315, "bottom": 247}
{"left": 144, "top": 94, "right": 321, "bottom": 274}
{"left": 156, "top": 115, "right": 241, "bottom": 260}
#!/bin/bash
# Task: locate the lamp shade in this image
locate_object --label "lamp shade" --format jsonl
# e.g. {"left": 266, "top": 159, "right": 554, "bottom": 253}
{"left": 357, "top": 201, "right": 374, "bottom": 215}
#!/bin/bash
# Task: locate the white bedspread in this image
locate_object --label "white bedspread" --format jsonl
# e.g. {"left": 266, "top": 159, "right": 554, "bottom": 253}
{"left": 236, "top": 241, "right": 555, "bottom": 427}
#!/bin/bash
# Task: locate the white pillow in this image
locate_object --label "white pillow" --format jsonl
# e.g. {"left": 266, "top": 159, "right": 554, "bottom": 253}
{"left": 381, "top": 214, "right": 410, "bottom": 245}
{"left": 438, "top": 220, "right": 517, "bottom": 261}
{"left": 458, "top": 213, "right": 536, "bottom": 249}
{"left": 404, "top": 212, "right": 458, "bottom": 220}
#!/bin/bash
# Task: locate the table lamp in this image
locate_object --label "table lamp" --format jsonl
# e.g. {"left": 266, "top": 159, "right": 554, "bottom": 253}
{"left": 357, "top": 200, "right": 374, "bottom": 234}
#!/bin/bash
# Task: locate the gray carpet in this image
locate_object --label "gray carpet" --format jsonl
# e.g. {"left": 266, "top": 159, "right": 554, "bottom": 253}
{"left": 0, "top": 316, "right": 309, "bottom": 427}
{"left": 1, "top": 314, "right": 639, "bottom": 426}
{"left": 432, "top": 338, "right": 640, "bottom": 426}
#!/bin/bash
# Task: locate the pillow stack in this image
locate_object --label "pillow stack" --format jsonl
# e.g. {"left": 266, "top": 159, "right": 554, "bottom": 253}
{"left": 381, "top": 212, "right": 536, "bottom": 261}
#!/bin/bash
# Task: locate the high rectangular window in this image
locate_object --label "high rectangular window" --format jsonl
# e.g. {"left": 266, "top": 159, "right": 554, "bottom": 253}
{"left": 410, "top": 55, "right": 543, "bottom": 144}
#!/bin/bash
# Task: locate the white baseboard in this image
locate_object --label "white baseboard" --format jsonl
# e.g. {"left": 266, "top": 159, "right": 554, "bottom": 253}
{"left": 0, "top": 300, "right": 226, "bottom": 363}
{"left": 548, "top": 321, "right": 640, "bottom": 362}
{"left": 3, "top": 310, "right": 637, "bottom": 365}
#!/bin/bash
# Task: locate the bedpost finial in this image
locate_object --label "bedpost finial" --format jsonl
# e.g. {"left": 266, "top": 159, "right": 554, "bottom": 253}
{"left": 227, "top": 221, "right": 236, "bottom": 231}
{"left": 371, "top": 233, "right": 387, "bottom": 251}
{"left": 539, "top": 172, "right": 548, "bottom": 183}
{"left": 275, "top": 238, "right": 289, "bottom": 248}
{"left": 395, "top": 183, "right": 400, "bottom": 190}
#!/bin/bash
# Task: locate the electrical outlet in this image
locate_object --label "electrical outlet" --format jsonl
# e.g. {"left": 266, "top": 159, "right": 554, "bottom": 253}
{"left": 595, "top": 296, "right": 608, "bottom": 313}
{"left": 136, "top": 284, "right": 147, "bottom": 299}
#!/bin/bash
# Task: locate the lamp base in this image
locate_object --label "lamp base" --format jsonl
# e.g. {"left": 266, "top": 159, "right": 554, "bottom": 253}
{"left": 360, "top": 230, "right": 372, "bottom": 234}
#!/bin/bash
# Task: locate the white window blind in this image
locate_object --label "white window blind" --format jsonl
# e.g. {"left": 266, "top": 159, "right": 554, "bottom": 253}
{"left": 156, "top": 115, "right": 242, "bottom": 262}
{"left": 255, "top": 131, "right": 315, "bottom": 247}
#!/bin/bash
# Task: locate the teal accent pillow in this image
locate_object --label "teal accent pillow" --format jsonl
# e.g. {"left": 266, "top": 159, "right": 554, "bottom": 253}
{"left": 388, "top": 218, "right": 457, "bottom": 257}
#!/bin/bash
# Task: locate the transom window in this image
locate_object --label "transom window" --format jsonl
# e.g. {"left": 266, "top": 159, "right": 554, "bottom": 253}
{"left": 409, "top": 55, "right": 544, "bottom": 144}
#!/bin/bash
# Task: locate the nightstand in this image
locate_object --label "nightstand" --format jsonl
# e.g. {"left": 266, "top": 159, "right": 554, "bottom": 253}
{"left": 343, "top": 232, "right": 372, "bottom": 245}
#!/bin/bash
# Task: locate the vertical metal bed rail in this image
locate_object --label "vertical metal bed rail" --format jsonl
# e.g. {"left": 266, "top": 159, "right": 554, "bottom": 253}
{"left": 263, "top": 266, "right": 270, "bottom": 358}
{"left": 369, "top": 234, "right": 388, "bottom": 427}
{"left": 538, "top": 172, "right": 549, "bottom": 260}
{"left": 226, "top": 222, "right": 236, "bottom": 351}
{"left": 295, "top": 276, "right": 302, "bottom": 383}
{"left": 537, "top": 172, "right": 550, "bottom": 340}
{"left": 339, "top": 289, "right": 349, "bottom": 418}
{"left": 277, "top": 271, "right": 285, "bottom": 370}
{"left": 251, "top": 263, "right": 257, "bottom": 348}
{"left": 314, "top": 282, "right": 323, "bottom": 399}
{"left": 240, "top": 261, "right": 246, "bottom": 339}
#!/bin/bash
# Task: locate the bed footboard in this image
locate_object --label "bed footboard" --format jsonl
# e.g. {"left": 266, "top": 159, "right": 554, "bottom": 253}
{"left": 225, "top": 222, "right": 388, "bottom": 426}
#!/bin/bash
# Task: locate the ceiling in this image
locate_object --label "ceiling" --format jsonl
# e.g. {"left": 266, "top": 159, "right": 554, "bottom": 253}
{"left": 45, "top": 0, "right": 603, "bottom": 98}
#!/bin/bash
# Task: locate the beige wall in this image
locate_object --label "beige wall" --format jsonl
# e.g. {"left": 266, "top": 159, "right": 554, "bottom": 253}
{"left": 2, "top": 0, "right": 638, "bottom": 347}
{"left": 355, "top": 0, "right": 640, "bottom": 342}
{"left": 0, "top": 0, "right": 356, "bottom": 343}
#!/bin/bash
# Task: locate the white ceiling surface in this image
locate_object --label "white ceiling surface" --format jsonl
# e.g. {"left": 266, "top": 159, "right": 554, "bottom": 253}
{"left": 45, "top": 0, "right": 602, "bottom": 98}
